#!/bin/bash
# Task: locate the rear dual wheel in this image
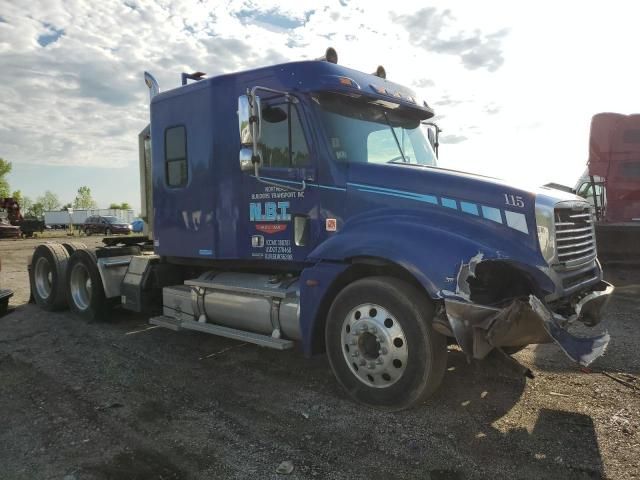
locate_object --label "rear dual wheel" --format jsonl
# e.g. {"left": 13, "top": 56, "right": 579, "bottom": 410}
{"left": 66, "top": 249, "right": 113, "bottom": 321}
{"left": 326, "top": 276, "right": 447, "bottom": 411}
{"left": 31, "top": 243, "right": 69, "bottom": 310}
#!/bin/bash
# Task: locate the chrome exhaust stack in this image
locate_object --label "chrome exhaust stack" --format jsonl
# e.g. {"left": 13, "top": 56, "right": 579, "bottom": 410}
{"left": 143, "top": 71, "right": 160, "bottom": 102}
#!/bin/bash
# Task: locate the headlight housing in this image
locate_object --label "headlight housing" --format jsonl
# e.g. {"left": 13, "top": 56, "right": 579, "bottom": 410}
{"left": 535, "top": 200, "right": 556, "bottom": 264}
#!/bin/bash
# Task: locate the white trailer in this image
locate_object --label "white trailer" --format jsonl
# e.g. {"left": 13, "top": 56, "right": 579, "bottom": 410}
{"left": 44, "top": 209, "right": 135, "bottom": 227}
{"left": 43, "top": 210, "right": 86, "bottom": 227}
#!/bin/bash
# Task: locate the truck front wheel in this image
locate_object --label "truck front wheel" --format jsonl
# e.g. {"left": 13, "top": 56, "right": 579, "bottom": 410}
{"left": 326, "top": 276, "right": 447, "bottom": 411}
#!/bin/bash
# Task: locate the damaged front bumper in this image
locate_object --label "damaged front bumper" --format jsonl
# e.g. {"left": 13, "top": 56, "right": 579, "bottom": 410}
{"left": 444, "top": 281, "right": 614, "bottom": 366}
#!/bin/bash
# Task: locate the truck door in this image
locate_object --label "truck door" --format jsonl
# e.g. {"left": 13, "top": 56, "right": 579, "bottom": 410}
{"left": 243, "top": 99, "right": 319, "bottom": 263}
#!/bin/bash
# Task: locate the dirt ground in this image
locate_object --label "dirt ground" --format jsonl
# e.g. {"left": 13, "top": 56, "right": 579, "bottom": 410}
{"left": 0, "top": 237, "right": 638, "bottom": 480}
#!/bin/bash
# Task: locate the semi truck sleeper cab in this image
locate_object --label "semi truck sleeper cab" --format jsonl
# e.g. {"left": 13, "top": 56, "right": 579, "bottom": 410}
{"left": 29, "top": 48, "right": 613, "bottom": 410}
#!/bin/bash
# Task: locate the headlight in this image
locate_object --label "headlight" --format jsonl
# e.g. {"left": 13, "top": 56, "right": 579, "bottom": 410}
{"left": 535, "top": 201, "right": 556, "bottom": 264}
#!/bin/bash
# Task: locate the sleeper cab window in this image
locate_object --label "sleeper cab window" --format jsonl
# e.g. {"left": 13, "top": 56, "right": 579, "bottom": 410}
{"left": 165, "top": 126, "right": 188, "bottom": 187}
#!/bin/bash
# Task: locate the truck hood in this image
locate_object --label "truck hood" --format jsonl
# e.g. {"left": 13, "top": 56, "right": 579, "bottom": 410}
{"left": 347, "top": 162, "right": 581, "bottom": 213}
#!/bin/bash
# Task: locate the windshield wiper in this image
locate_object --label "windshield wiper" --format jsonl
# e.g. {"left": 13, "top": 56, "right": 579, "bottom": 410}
{"left": 383, "top": 112, "right": 407, "bottom": 163}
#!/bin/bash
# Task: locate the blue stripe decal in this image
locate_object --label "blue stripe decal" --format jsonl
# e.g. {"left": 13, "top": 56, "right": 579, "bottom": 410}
{"left": 441, "top": 197, "right": 457, "bottom": 209}
{"left": 312, "top": 184, "right": 347, "bottom": 191}
{"left": 357, "top": 187, "right": 438, "bottom": 204}
{"left": 352, "top": 183, "right": 526, "bottom": 234}
{"left": 460, "top": 202, "right": 479, "bottom": 215}
{"left": 481, "top": 206, "right": 502, "bottom": 224}
{"left": 252, "top": 176, "right": 347, "bottom": 191}
{"left": 251, "top": 178, "right": 528, "bottom": 235}
{"left": 349, "top": 183, "right": 437, "bottom": 204}
{"left": 254, "top": 175, "right": 304, "bottom": 187}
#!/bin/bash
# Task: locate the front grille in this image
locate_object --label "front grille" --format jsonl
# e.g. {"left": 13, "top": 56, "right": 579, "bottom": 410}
{"left": 554, "top": 206, "right": 597, "bottom": 268}
{"left": 561, "top": 267, "right": 598, "bottom": 289}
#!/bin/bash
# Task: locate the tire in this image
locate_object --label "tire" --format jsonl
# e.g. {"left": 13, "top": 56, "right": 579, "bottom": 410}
{"left": 85, "top": 228, "right": 91, "bottom": 236}
{"left": 61, "top": 242, "right": 88, "bottom": 256}
{"left": 30, "top": 243, "right": 70, "bottom": 311}
{"left": 105, "top": 228, "right": 112, "bottom": 236}
{"left": 325, "top": 276, "right": 447, "bottom": 411}
{"left": 0, "top": 299, "right": 8, "bottom": 317}
{"left": 66, "top": 249, "right": 113, "bottom": 321}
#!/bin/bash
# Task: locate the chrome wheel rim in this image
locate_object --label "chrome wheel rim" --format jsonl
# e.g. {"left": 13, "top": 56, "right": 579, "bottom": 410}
{"left": 34, "top": 257, "right": 53, "bottom": 300}
{"left": 341, "top": 303, "right": 408, "bottom": 388}
{"left": 70, "top": 263, "right": 92, "bottom": 311}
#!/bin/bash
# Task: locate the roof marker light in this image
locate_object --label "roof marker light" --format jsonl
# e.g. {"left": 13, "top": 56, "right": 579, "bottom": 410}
{"left": 316, "top": 47, "right": 338, "bottom": 64}
{"left": 370, "top": 84, "right": 387, "bottom": 95}
{"left": 372, "top": 65, "right": 386, "bottom": 79}
{"left": 339, "top": 76, "right": 358, "bottom": 88}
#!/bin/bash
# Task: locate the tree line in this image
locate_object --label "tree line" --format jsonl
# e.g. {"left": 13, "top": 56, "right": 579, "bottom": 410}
{"left": 0, "top": 158, "right": 131, "bottom": 218}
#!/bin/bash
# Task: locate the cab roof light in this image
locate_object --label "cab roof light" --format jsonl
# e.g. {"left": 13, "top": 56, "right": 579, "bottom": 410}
{"left": 316, "top": 47, "right": 338, "bottom": 64}
{"left": 372, "top": 65, "right": 386, "bottom": 79}
{"left": 370, "top": 84, "right": 387, "bottom": 95}
{"left": 181, "top": 71, "right": 206, "bottom": 86}
{"left": 338, "top": 76, "right": 359, "bottom": 88}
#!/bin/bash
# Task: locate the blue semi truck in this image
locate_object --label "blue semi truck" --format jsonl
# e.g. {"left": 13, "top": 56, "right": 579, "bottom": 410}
{"left": 29, "top": 49, "right": 613, "bottom": 410}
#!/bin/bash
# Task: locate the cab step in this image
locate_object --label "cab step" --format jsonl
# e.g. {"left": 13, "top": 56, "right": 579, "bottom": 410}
{"left": 149, "top": 315, "right": 294, "bottom": 350}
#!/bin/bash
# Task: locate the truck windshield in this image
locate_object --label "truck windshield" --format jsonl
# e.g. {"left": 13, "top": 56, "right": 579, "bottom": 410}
{"left": 312, "top": 93, "right": 437, "bottom": 167}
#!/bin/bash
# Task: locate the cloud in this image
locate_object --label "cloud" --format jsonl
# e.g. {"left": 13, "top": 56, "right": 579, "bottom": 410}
{"left": 391, "top": 7, "right": 508, "bottom": 72}
{"left": 413, "top": 78, "right": 435, "bottom": 88}
{"left": 440, "top": 134, "right": 468, "bottom": 144}
{"left": 484, "top": 103, "right": 501, "bottom": 115}
{"left": 434, "top": 94, "right": 464, "bottom": 108}
{"left": 0, "top": 0, "right": 305, "bottom": 169}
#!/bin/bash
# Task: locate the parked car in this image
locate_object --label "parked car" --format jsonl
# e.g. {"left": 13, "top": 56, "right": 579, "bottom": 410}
{"left": 83, "top": 215, "right": 131, "bottom": 236}
{"left": 0, "top": 256, "right": 12, "bottom": 316}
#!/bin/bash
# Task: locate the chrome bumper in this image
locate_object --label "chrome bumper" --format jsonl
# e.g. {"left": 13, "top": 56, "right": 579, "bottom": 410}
{"left": 444, "top": 281, "right": 614, "bottom": 366}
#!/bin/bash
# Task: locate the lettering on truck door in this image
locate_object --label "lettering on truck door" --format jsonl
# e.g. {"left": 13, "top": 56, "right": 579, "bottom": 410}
{"left": 244, "top": 99, "right": 318, "bottom": 262}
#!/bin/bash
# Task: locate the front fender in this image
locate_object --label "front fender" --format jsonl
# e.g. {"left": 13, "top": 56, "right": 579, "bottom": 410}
{"left": 308, "top": 210, "right": 555, "bottom": 298}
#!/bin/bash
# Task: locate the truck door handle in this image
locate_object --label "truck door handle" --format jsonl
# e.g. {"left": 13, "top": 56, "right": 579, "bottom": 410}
{"left": 300, "top": 168, "right": 317, "bottom": 182}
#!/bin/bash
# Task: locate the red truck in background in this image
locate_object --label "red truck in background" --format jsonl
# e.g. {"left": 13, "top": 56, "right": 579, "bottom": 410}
{"left": 575, "top": 113, "right": 640, "bottom": 261}
{"left": 0, "top": 198, "right": 45, "bottom": 239}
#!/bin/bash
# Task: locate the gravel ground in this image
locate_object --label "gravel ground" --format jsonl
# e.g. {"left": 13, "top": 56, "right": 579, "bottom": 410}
{"left": 0, "top": 237, "right": 638, "bottom": 480}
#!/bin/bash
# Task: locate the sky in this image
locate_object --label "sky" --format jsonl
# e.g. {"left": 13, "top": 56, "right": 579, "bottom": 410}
{"left": 1, "top": 0, "right": 639, "bottom": 212}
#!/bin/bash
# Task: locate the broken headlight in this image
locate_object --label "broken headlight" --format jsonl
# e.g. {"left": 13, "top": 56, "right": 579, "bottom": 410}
{"left": 535, "top": 201, "right": 555, "bottom": 264}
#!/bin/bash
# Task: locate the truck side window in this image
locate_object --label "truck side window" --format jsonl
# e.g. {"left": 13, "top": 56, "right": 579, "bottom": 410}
{"left": 165, "top": 126, "right": 188, "bottom": 187}
{"left": 260, "top": 103, "right": 309, "bottom": 168}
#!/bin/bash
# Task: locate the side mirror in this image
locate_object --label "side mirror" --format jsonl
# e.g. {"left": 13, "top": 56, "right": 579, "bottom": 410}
{"left": 239, "top": 148, "right": 261, "bottom": 173}
{"left": 423, "top": 122, "right": 441, "bottom": 158}
{"left": 238, "top": 94, "right": 261, "bottom": 146}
